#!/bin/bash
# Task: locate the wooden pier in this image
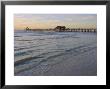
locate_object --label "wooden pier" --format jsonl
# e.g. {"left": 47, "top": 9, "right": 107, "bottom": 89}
{"left": 54, "top": 26, "right": 96, "bottom": 32}
{"left": 25, "top": 26, "right": 97, "bottom": 32}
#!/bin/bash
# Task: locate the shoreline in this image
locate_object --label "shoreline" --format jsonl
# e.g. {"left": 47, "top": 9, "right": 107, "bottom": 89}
{"left": 15, "top": 47, "right": 97, "bottom": 76}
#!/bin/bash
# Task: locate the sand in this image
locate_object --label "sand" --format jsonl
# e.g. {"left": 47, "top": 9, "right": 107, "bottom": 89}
{"left": 16, "top": 48, "right": 97, "bottom": 76}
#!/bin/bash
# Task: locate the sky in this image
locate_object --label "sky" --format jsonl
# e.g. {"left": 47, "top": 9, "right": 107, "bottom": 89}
{"left": 14, "top": 14, "right": 97, "bottom": 30}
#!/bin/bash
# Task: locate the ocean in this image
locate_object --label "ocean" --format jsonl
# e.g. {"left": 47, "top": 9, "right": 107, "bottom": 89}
{"left": 14, "top": 30, "right": 97, "bottom": 76}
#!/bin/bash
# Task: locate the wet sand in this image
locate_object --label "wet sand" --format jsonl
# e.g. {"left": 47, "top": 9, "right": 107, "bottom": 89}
{"left": 16, "top": 47, "right": 97, "bottom": 76}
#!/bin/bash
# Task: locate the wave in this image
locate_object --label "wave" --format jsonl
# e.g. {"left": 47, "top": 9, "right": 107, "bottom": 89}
{"left": 14, "top": 31, "right": 97, "bottom": 75}
{"left": 14, "top": 42, "right": 96, "bottom": 75}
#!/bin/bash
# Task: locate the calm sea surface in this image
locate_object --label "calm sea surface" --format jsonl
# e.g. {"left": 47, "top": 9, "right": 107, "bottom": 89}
{"left": 14, "top": 30, "right": 97, "bottom": 75}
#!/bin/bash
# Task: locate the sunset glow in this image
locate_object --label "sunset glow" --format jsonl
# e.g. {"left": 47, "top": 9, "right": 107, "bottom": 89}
{"left": 14, "top": 14, "right": 97, "bottom": 30}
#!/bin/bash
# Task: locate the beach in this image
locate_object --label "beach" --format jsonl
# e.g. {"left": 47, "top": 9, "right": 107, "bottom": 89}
{"left": 14, "top": 31, "right": 97, "bottom": 76}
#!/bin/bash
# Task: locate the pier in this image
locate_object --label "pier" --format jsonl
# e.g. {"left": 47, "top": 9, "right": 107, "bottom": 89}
{"left": 25, "top": 26, "right": 97, "bottom": 32}
{"left": 54, "top": 26, "right": 96, "bottom": 32}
